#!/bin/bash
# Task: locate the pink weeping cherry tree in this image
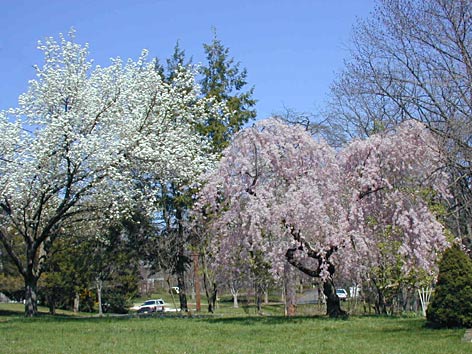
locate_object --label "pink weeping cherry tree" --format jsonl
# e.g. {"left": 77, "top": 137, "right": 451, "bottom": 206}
{"left": 340, "top": 120, "right": 450, "bottom": 313}
{"left": 194, "top": 118, "right": 449, "bottom": 317}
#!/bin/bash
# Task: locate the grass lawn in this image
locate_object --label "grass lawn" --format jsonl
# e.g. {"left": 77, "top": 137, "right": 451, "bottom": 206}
{"left": 0, "top": 303, "right": 470, "bottom": 353}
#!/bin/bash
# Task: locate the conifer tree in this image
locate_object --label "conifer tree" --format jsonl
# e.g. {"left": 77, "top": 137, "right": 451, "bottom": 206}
{"left": 149, "top": 36, "right": 256, "bottom": 312}
{"left": 427, "top": 244, "right": 472, "bottom": 328}
{"left": 199, "top": 31, "right": 257, "bottom": 152}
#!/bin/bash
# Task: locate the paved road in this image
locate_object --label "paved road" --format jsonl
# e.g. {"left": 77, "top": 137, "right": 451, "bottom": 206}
{"left": 297, "top": 289, "right": 322, "bottom": 304}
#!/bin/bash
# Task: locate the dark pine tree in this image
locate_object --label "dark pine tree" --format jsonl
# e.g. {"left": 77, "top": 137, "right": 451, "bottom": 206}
{"left": 199, "top": 30, "right": 257, "bottom": 152}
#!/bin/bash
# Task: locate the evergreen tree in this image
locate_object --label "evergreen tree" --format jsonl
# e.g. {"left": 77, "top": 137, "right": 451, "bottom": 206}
{"left": 147, "top": 35, "right": 257, "bottom": 312}
{"left": 146, "top": 44, "right": 196, "bottom": 312}
{"left": 199, "top": 31, "right": 257, "bottom": 152}
{"left": 166, "top": 41, "right": 192, "bottom": 82}
{"left": 427, "top": 244, "right": 472, "bottom": 328}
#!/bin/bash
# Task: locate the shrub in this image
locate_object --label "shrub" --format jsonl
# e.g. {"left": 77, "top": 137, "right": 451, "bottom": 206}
{"left": 426, "top": 244, "right": 472, "bottom": 328}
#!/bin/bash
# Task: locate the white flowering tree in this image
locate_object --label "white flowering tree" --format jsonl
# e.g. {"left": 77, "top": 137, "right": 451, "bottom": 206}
{"left": 0, "top": 32, "right": 220, "bottom": 316}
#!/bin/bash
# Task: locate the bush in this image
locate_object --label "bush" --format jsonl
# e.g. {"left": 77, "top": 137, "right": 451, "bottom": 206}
{"left": 102, "top": 291, "right": 131, "bottom": 314}
{"left": 426, "top": 244, "right": 472, "bottom": 328}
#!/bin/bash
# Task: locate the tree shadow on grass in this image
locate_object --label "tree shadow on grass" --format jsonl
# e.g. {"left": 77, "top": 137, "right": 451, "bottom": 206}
{"left": 0, "top": 310, "right": 84, "bottom": 321}
{"left": 203, "top": 315, "right": 339, "bottom": 326}
{"left": 0, "top": 306, "right": 106, "bottom": 322}
{"left": 0, "top": 309, "right": 22, "bottom": 318}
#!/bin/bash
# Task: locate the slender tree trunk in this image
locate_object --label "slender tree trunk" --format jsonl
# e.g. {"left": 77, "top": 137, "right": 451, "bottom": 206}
{"left": 193, "top": 253, "right": 201, "bottom": 312}
{"left": 203, "top": 276, "right": 213, "bottom": 313}
{"left": 210, "top": 283, "right": 218, "bottom": 312}
{"left": 233, "top": 292, "right": 239, "bottom": 308}
{"left": 176, "top": 264, "right": 188, "bottom": 312}
{"left": 97, "top": 279, "right": 103, "bottom": 317}
{"left": 203, "top": 280, "right": 217, "bottom": 313}
{"left": 175, "top": 199, "right": 188, "bottom": 312}
{"left": 47, "top": 293, "right": 56, "bottom": 315}
{"left": 230, "top": 285, "right": 239, "bottom": 308}
{"left": 284, "top": 264, "right": 297, "bottom": 317}
{"left": 166, "top": 277, "right": 178, "bottom": 310}
{"left": 202, "top": 254, "right": 218, "bottom": 313}
{"left": 376, "top": 288, "right": 387, "bottom": 315}
{"left": 255, "top": 283, "right": 262, "bottom": 314}
{"left": 74, "top": 292, "right": 80, "bottom": 313}
{"left": 24, "top": 273, "right": 38, "bottom": 317}
{"left": 48, "top": 301, "right": 56, "bottom": 315}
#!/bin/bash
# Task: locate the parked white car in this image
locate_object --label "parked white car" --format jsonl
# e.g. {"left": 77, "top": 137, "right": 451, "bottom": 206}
{"left": 336, "top": 288, "right": 348, "bottom": 301}
{"left": 131, "top": 299, "right": 166, "bottom": 313}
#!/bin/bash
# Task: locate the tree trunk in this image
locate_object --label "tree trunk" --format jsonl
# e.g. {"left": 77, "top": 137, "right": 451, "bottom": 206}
{"left": 285, "top": 246, "right": 347, "bottom": 318}
{"left": 376, "top": 288, "right": 387, "bottom": 315}
{"left": 97, "top": 279, "right": 103, "bottom": 317}
{"left": 323, "top": 279, "right": 347, "bottom": 318}
{"left": 24, "top": 274, "right": 38, "bottom": 317}
{"left": 233, "top": 292, "right": 239, "bottom": 308}
{"left": 166, "top": 277, "right": 178, "bottom": 311}
{"left": 48, "top": 295, "right": 56, "bottom": 315}
{"left": 204, "top": 280, "right": 218, "bottom": 313}
{"left": 230, "top": 281, "right": 239, "bottom": 307}
{"left": 176, "top": 267, "right": 188, "bottom": 312}
{"left": 193, "top": 253, "right": 201, "bottom": 312}
{"left": 202, "top": 252, "right": 217, "bottom": 313}
{"left": 255, "top": 289, "right": 262, "bottom": 314}
{"left": 175, "top": 200, "right": 188, "bottom": 312}
{"left": 74, "top": 292, "right": 80, "bottom": 313}
{"left": 209, "top": 283, "right": 218, "bottom": 312}
{"left": 284, "top": 263, "right": 297, "bottom": 316}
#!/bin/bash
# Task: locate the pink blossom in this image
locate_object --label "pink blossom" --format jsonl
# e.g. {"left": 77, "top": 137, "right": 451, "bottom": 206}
{"left": 194, "top": 118, "right": 449, "bottom": 286}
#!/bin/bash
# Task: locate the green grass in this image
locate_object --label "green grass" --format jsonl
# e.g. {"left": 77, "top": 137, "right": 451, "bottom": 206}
{"left": 0, "top": 303, "right": 470, "bottom": 353}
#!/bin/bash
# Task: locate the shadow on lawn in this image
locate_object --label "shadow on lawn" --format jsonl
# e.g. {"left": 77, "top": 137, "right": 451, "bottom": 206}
{"left": 0, "top": 309, "right": 23, "bottom": 317}
{"left": 203, "top": 315, "right": 338, "bottom": 326}
{"left": 0, "top": 306, "right": 105, "bottom": 322}
{"left": 0, "top": 309, "right": 84, "bottom": 321}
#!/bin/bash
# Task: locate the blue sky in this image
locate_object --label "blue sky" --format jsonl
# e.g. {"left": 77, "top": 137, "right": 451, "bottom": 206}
{"left": 0, "top": 0, "right": 375, "bottom": 120}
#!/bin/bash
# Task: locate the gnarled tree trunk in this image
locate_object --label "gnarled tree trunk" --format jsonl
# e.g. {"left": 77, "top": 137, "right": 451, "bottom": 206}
{"left": 323, "top": 278, "right": 347, "bottom": 318}
{"left": 285, "top": 246, "right": 347, "bottom": 318}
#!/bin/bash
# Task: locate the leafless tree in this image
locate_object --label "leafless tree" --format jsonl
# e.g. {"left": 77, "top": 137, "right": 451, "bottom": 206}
{"left": 327, "top": 0, "right": 472, "bottom": 244}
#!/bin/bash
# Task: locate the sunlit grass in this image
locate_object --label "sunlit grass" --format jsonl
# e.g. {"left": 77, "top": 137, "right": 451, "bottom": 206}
{"left": 0, "top": 303, "right": 470, "bottom": 353}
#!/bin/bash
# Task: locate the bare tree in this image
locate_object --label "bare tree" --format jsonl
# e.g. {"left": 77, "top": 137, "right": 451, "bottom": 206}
{"left": 273, "top": 106, "right": 347, "bottom": 148}
{"left": 327, "top": 0, "right": 472, "bottom": 244}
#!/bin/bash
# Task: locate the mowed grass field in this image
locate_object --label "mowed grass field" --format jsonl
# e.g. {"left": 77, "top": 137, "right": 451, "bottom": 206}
{"left": 0, "top": 303, "right": 470, "bottom": 354}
